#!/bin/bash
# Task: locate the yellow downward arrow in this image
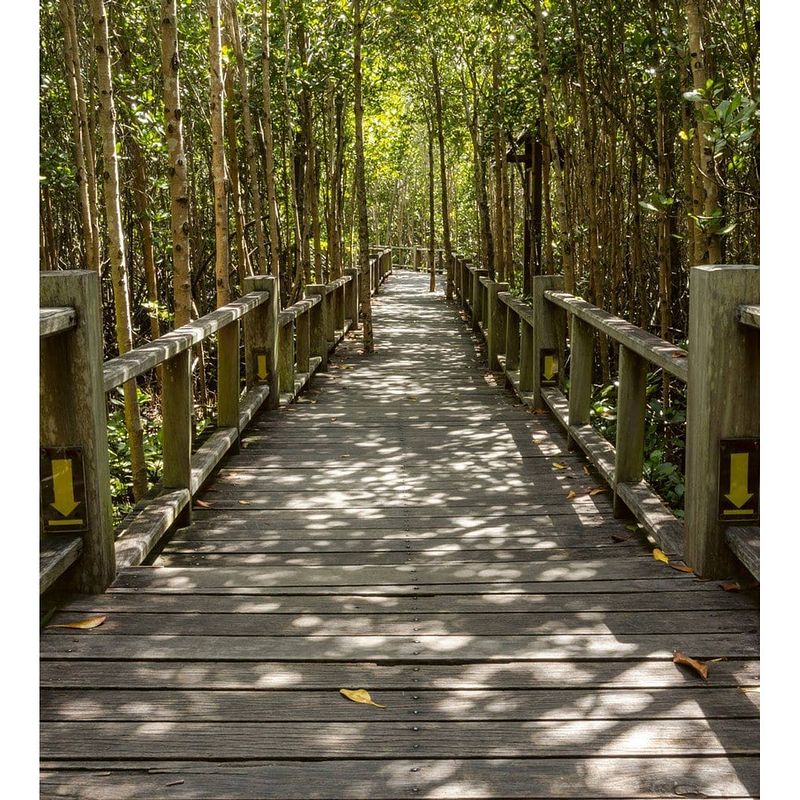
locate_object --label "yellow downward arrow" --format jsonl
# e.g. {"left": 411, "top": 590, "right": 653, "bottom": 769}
{"left": 50, "top": 458, "right": 80, "bottom": 517}
{"left": 257, "top": 354, "right": 268, "bottom": 380}
{"left": 543, "top": 355, "right": 557, "bottom": 380}
{"left": 725, "top": 452, "right": 753, "bottom": 508}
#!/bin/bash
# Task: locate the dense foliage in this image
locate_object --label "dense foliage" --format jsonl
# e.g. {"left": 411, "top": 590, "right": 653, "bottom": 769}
{"left": 39, "top": 0, "right": 759, "bottom": 514}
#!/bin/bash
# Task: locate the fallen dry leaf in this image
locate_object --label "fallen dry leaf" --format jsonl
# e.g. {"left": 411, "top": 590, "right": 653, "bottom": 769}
{"left": 652, "top": 548, "right": 670, "bottom": 564}
{"left": 339, "top": 688, "right": 386, "bottom": 708}
{"left": 673, "top": 650, "right": 709, "bottom": 680}
{"left": 611, "top": 533, "right": 631, "bottom": 543}
{"left": 48, "top": 615, "right": 107, "bottom": 630}
{"left": 719, "top": 580, "right": 742, "bottom": 592}
{"left": 583, "top": 465, "right": 591, "bottom": 476}
{"left": 588, "top": 487, "right": 607, "bottom": 496}
{"left": 669, "top": 563, "right": 695, "bottom": 574}
{"left": 195, "top": 499, "right": 212, "bottom": 508}
{"left": 566, "top": 490, "right": 578, "bottom": 500}
{"left": 238, "top": 500, "right": 251, "bottom": 505}
{"left": 552, "top": 463, "right": 567, "bottom": 470}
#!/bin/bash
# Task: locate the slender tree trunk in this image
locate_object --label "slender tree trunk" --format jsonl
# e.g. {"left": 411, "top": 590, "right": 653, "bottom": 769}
{"left": 492, "top": 31, "right": 505, "bottom": 281}
{"left": 260, "top": 1, "right": 282, "bottom": 279}
{"left": 160, "top": 0, "right": 192, "bottom": 328}
{"left": 90, "top": 0, "right": 147, "bottom": 500}
{"left": 353, "top": 0, "right": 373, "bottom": 350}
{"left": 430, "top": 49, "right": 452, "bottom": 299}
{"left": 224, "top": 64, "right": 252, "bottom": 288}
{"left": 426, "top": 114, "right": 436, "bottom": 292}
{"left": 229, "top": 2, "right": 267, "bottom": 275}
{"left": 208, "top": 0, "right": 230, "bottom": 306}
{"left": 686, "top": 0, "right": 721, "bottom": 264}
{"left": 129, "top": 138, "right": 161, "bottom": 344}
{"left": 532, "top": 0, "right": 574, "bottom": 291}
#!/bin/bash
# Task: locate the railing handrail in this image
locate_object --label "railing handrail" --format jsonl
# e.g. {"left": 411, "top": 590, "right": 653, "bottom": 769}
{"left": 40, "top": 307, "right": 77, "bottom": 339}
{"left": 103, "top": 290, "right": 270, "bottom": 392}
{"left": 544, "top": 289, "right": 689, "bottom": 382}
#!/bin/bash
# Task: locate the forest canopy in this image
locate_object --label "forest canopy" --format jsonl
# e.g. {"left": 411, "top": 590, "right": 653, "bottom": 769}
{"left": 39, "top": 0, "right": 759, "bottom": 514}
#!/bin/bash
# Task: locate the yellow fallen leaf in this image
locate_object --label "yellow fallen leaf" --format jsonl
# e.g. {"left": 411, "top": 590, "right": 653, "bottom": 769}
{"left": 566, "top": 490, "right": 577, "bottom": 500}
{"left": 238, "top": 500, "right": 251, "bottom": 505}
{"left": 673, "top": 650, "right": 709, "bottom": 680}
{"left": 339, "top": 688, "right": 385, "bottom": 708}
{"left": 48, "top": 615, "right": 107, "bottom": 630}
{"left": 583, "top": 465, "right": 591, "bottom": 476}
{"left": 652, "top": 548, "right": 670, "bottom": 564}
{"left": 552, "top": 463, "right": 567, "bottom": 470}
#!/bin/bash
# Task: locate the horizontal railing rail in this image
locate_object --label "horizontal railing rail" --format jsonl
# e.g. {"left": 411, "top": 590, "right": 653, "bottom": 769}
{"left": 447, "top": 252, "right": 759, "bottom": 581}
{"left": 39, "top": 247, "right": 393, "bottom": 595}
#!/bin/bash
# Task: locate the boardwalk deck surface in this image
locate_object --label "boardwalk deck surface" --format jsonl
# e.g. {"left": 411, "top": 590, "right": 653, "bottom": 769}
{"left": 41, "top": 271, "right": 760, "bottom": 798}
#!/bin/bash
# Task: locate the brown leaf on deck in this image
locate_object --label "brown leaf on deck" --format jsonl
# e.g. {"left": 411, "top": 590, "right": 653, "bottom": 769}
{"left": 669, "top": 563, "right": 695, "bottom": 574}
{"left": 588, "top": 487, "right": 607, "bottom": 496}
{"left": 673, "top": 651, "right": 710, "bottom": 680}
{"left": 48, "top": 615, "right": 107, "bottom": 630}
{"left": 611, "top": 533, "right": 631, "bottom": 543}
{"left": 566, "top": 490, "right": 578, "bottom": 500}
{"left": 195, "top": 499, "right": 212, "bottom": 508}
{"left": 673, "top": 650, "right": 709, "bottom": 680}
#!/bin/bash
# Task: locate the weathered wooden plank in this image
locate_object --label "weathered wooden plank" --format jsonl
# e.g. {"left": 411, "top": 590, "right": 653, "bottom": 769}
{"left": 40, "top": 718, "right": 758, "bottom": 759}
{"left": 737, "top": 304, "right": 760, "bottom": 329}
{"left": 114, "top": 489, "right": 191, "bottom": 569}
{"left": 44, "top": 609, "right": 758, "bottom": 637}
{"left": 725, "top": 526, "right": 760, "bottom": 581}
{"left": 58, "top": 586, "right": 758, "bottom": 616}
{"left": 40, "top": 631, "right": 759, "bottom": 661}
{"left": 40, "top": 658, "right": 760, "bottom": 690}
{"left": 38, "top": 758, "right": 760, "bottom": 800}
{"left": 39, "top": 307, "right": 76, "bottom": 338}
{"left": 103, "top": 291, "right": 269, "bottom": 391}
{"left": 40, "top": 535, "right": 82, "bottom": 594}
{"left": 114, "top": 559, "right": 691, "bottom": 590}
{"left": 545, "top": 290, "right": 689, "bottom": 381}
{"left": 41, "top": 686, "right": 758, "bottom": 722}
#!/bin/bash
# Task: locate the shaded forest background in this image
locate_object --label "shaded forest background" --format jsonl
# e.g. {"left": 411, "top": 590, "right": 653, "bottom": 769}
{"left": 39, "top": 0, "right": 759, "bottom": 518}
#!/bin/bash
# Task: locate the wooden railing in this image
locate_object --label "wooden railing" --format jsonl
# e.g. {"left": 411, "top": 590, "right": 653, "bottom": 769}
{"left": 39, "top": 248, "right": 392, "bottom": 594}
{"left": 451, "top": 253, "right": 759, "bottom": 580}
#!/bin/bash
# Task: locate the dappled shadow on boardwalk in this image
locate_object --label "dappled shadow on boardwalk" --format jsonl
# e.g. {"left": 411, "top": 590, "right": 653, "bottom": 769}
{"left": 40, "top": 271, "right": 759, "bottom": 799}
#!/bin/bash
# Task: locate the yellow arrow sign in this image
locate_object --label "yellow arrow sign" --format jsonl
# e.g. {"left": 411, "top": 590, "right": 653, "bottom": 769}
{"left": 543, "top": 355, "right": 557, "bottom": 380}
{"left": 725, "top": 452, "right": 753, "bottom": 509}
{"left": 50, "top": 458, "right": 81, "bottom": 518}
{"left": 257, "top": 354, "right": 268, "bottom": 381}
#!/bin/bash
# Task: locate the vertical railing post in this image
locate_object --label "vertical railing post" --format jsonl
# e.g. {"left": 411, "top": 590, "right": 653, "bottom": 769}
{"left": 519, "top": 320, "right": 533, "bottom": 393}
{"left": 567, "top": 316, "right": 594, "bottom": 448}
{"left": 614, "top": 345, "right": 648, "bottom": 516}
{"left": 296, "top": 308, "right": 311, "bottom": 375}
{"left": 344, "top": 269, "right": 359, "bottom": 330}
{"left": 305, "top": 284, "right": 328, "bottom": 369}
{"left": 217, "top": 319, "right": 240, "bottom": 447}
{"left": 505, "top": 306, "right": 521, "bottom": 374}
{"left": 324, "top": 285, "right": 336, "bottom": 348}
{"left": 446, "top": 249, "right": 454, "bottom": 302}
{"left": 487, "top": 281, "right": 509, "bottom": 371}
{"left": 685, "top": 264, "right": 759, "bottom": 577}
{"left": 472, "top": 268, "right": 488, "bottom": 333}
{"left": 277, "top": 319, "right": 295, "bottom": 402}
{"left": 40, "top": 271, "right": 115, "bottom": 593}
{"left": 244, "top": 275, "right": 278, "bottom": 410}
{"left": 531, "top": 275, "right": 565, "bottom": 410}
{"left": 162, "top": 348, "right": 192, "bottom": 512}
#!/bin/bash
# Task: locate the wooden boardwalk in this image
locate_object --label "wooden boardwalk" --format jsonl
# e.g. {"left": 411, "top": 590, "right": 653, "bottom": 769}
{"left": 41, "top": 271, "right": 759, "bottom": 799}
